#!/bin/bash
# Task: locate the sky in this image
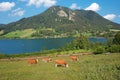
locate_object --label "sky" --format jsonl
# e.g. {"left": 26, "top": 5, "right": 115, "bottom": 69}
{"left": 0, "top": 0, "right": 120, "bottom": 24}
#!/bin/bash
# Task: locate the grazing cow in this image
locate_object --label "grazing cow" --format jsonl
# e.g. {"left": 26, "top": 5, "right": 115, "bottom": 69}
{"left": 70, "top": 55, "right": 78, "bottom": 61}
{"left": 27, "top": 58, "right": 38, "bottom": 64}
{"left": 55, "top": 60, "right": 68, "bottom": 67}
{"left": 42, "top": 57, "right": 52, "bottom": 63}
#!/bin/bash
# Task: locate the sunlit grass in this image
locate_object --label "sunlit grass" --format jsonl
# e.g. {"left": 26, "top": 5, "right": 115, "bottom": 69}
{"left": 0, "top": 53, "right": 120, "bottom": 80}
{"left": 2, "top": 29, "right": 35, "bottom": 38}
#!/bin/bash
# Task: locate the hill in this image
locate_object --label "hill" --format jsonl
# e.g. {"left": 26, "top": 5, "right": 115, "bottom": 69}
{"left": 0, "top": 24, "right": 4, "bottom": 26}
{"left": 0, "top": 6, "right": 120, "bottom": 38}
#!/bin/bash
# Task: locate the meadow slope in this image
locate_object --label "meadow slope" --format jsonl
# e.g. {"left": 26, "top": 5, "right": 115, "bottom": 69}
{"left": 0, "top": 53, "right": 120, "bottom": 80}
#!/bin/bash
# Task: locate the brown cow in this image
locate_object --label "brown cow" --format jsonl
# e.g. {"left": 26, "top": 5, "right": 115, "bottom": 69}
{"left": 70, "top": 55, "right": 78, "bottom": 61}
{"left": 42, "top": 57, "right": 52, "bottom": 63}
{"left": 55, "top": 60, "right": 68, "bottom": 67}
{"left": 27, "top": 58, "right": 38, "bottom": 64}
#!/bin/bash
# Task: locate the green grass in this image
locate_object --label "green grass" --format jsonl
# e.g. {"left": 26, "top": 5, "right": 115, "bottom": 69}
{"left": 110, "top": 29, "right": 120, "bottom": 32}
{"left": 0, "top": 53, "right": 120, "bottom": 80}
{"left": 2, "top": 29, "right": 36, "bottom": 39}
{"left": 0, "top": 49, "right": 92, "bottom": 59}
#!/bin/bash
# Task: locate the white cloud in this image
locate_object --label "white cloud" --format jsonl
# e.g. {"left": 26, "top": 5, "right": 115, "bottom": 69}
{"left": 103, "top": 14, "right": 116, "bottom": 20}
{"left": 12, "top": 8, "right": 21, "bottom": 12}
{"left": 44, "top": 0, "right": 56, "bottom": 7}
{"left": 9, "top": 8, "right": 25, "bottom": 16}
{"left": 0, "top": 2, "right": 15, "bottom": 11}
{"left": 27, "top": 0, "right": 56, "bottom": 8}
{"left": 70, "top": 3, "right": 80, "bottom": 9}
{"left": 85, "top": 3, "right": 100, "bottom": 12}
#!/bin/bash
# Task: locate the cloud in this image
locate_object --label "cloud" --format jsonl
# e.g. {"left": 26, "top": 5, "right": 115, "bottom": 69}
{"left": 85, "top": 3, "right": 100, "bottom": 12}
{"left": 27, "top": 0, "right": 56, "bottom": 8}
{"left": 12, "top": 8, "right": 21, "bottom": 12}
{"left": 70, "top": 3, "right": 80, "bottom": 9}
{"left": 0, "top": 2, "right": 15, "bottom": 11}
{"left": 103, "top": 14, "right": 116, "bottom": 20}
{"left": 9, "top": 8, "right": 25, "bottom": 16}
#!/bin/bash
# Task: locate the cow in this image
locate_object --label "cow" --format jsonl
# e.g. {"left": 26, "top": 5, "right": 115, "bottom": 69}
{"left": 55, "top": 60, "right": 68, "bottom": 67}
{"left": 70, "top": 55, "right": 78, "bottom": 61}
{"left": 27, "top": 58, "right": 38, "bottom": 64}
{"left": 42, "top": 57, "right": 52, "bottom": 63}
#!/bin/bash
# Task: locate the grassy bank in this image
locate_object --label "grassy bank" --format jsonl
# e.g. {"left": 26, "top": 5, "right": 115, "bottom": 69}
{"left": 0, "top": 53, "right": 120, "bottom": 80}
{"left": 0, "top": 49, "right": 91, "bottom": 59}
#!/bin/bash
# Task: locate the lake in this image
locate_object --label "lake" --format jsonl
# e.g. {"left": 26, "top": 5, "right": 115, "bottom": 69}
{"left": 0, "top": 37, "right": 107, "bottom": 54}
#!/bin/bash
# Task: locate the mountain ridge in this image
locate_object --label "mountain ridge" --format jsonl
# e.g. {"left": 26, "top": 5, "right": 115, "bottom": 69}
{"left": 0, "top": 6, "right": 120, "bottom": 38}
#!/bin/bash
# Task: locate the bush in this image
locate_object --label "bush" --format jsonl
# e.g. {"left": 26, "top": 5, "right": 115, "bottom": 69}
{"left": 113, "top": 31, "right": 120, "bottom": 45}
{"left": 108, "top": 45, "right": 120, "bottom": 53}
{"left": 93, "top": 46, "right": 105, "bottom": 54}
{"left": 64, "top": 34, "right": 90, "bottom": 50}
{"left": 0, "top": 53, "right": 10, "bottom": 59}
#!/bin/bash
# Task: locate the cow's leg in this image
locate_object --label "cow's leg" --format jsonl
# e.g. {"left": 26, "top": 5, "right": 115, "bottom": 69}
{"left": 65, "top": 64, "right": 69, "bottom": 68}
{"left": 36, "top": 59, "right": 38, "bottom": 63}
{"left": 55, "top": 64, "right": 58, "bottom": 67}
{"left": 77, "top": 58, "right": 79, "bottom": 61}
{"left": 45, "top": 60, "right": 47, "bottom": 63}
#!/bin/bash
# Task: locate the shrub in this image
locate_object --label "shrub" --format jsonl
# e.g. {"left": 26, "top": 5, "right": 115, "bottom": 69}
{"left": 64, "top": 34, "right": 90, "bottom": 50}
{"left": 0, "top": 53, "right": 10, "bottom": 59}
{"left": 108, "top": 44, "right": 120, "bottom": 53}
{"left": 93, "top": 46, "right": 105, "bottom": 54}
{"left": 113, "top": 31, "right": 120, "bottom": 45}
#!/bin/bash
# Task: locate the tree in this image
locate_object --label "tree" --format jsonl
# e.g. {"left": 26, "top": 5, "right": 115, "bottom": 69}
{"left": 65, "top": 34, "right": 90, "bottom": 50}
{"left": 113, "top": 31, "right": 120, "bottom": 45}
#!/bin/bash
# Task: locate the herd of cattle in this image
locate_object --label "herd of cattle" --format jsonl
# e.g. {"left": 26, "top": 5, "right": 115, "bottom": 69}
{"left": 27, "top": 55, "right": 79, "bottom": 67}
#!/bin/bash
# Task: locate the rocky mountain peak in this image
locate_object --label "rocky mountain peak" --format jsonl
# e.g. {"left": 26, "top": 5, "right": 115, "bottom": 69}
{"left": 57, "top": 9, "right": 68, "bottom": 17}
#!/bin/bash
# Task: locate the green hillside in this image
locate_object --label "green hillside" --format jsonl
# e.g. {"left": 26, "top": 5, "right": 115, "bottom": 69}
{"left": 0, "top": 6, "right": 120, "bottom": 38}
{"left": 1, "top": 29, "right": 36, "bottom": 39}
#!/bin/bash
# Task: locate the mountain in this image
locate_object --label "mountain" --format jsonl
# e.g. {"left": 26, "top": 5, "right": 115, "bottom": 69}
{"left": 0, "top": 24, "right": 4, "bottom": 26}
{"left": 0, "top": 6, "right": 120, "bottom": 38}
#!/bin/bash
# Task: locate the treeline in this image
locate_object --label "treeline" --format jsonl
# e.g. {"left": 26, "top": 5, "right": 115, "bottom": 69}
{"left": 62, "top": 31, "right": 120, "bottom": 54}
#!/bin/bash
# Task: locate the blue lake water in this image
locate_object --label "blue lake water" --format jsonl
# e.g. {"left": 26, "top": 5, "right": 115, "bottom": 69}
{"left": 0, "top": 37, "right": 107, "bottom": 54}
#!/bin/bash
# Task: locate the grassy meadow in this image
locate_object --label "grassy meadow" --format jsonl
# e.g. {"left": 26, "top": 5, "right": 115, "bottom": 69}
{"left": 0, "top": 53, "right": 120, "bottom": 80}
{"left": 1, "top": 29, "right": 36, "bottom": 39}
